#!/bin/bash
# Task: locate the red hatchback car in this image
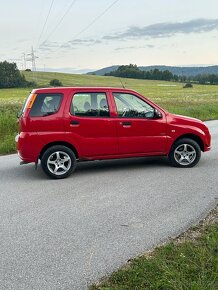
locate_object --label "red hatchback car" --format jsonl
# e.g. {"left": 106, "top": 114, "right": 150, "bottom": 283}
{"left": 16, "top": 87, "right": 211, "bottom": 179}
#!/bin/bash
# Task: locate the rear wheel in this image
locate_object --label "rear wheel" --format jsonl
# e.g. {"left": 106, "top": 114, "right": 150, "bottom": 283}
{"left": 168, "top": 138, "right": 201, "bottom": 168}
{"left": 41, "top": 145, "right": 76, "bottom": 179}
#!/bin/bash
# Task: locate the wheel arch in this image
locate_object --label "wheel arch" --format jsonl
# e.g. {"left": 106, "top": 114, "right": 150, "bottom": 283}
{"left": 39, "top": 141, "right": 79, "bottom": 160}
{"left": 169, "top": 134, "right": 204, "bottom": 154}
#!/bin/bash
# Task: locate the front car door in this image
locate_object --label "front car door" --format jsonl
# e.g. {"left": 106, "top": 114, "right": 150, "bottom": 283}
{"left": 111, "top": 92, "right": 167, "bottom": 155}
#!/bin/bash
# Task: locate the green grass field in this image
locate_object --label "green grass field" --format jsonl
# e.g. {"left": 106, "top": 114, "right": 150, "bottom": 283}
{"left": 0, "top": 70, "right": 218, "bottom": 154}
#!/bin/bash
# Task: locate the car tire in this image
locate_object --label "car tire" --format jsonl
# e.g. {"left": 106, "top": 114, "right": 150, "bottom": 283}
{"left": 168, "top": 138, "right": 201, "bottom": 168}
{"left": 41, "top": 145, "right": 77, "bottom": 179}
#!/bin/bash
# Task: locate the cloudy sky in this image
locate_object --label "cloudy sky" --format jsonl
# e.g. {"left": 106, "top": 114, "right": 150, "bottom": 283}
{"left": 0, "top": 0, "right": 218, "bottom": 73}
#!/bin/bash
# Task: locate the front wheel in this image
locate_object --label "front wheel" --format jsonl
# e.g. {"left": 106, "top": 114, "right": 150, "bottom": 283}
{"left": 168, "top": 138, "right": 201, "bottom": 168}
{"left": 41, "top": 145, "right": 77, "bottom": 179}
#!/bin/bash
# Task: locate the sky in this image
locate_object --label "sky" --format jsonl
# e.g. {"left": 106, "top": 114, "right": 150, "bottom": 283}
{"left": 0, "top": 0, "right": 218, "bottom": 73}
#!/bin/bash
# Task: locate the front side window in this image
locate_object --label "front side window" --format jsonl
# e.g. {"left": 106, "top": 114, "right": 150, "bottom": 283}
{"left": 71, "top": 93, "right": 110, "bottom": 117}
{"left": 113, "top": 93, "right": 155, "bottom": 118}
{"left": 30, "top": 93, "right": 62, "bottom": 117}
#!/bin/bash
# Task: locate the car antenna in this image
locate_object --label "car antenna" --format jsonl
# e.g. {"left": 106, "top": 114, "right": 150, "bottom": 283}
{"left": 119, "top": 78, "right": 125, "bottom": 88}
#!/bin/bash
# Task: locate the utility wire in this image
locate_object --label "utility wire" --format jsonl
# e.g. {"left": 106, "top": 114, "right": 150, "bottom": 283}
{"left": 74, "top": 0, "right": 120, "bottom": 39}
{"left": 39, "top": 0, "right": 77, "bottom": 47}
{"left": 39, "top": 0, "right": 120, "bottom": 57}
{"left": 38, "top": 0, "right": 55, "bottom": 45}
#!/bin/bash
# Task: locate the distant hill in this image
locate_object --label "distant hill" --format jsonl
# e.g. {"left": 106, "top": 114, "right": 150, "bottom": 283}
{"left": 87, "top": 65, "right": 218, "bottom": 77}
{"left": 87, "top": 66, "right": 120, "bottom": 76}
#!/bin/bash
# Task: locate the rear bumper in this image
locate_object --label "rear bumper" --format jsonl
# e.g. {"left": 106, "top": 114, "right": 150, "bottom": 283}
{"left": 15, "top": 132, "right": 42, "bottom": 163}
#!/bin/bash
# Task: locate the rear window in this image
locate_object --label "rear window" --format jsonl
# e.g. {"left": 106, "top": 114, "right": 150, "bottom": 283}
{"left": 30, "top": 93, "right": 63, "bottom": 117}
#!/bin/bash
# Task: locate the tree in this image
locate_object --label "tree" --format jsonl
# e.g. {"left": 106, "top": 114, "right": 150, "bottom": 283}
{"left": 183, "top": 82, "right": 193, "bottom": 88}
{"left": 208, "top": 74, "right": 218, "bottom": 85}
{"left": 50, "top": 79, "right": 63, "bottom": 86}
{"left": 0, "top": 61, "right": 28, "bottom": 88}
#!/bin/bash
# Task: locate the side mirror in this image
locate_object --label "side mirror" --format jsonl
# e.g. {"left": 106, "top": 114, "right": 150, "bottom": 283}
{"left": 154, "top": 109, "right": 162, "bottom": 119}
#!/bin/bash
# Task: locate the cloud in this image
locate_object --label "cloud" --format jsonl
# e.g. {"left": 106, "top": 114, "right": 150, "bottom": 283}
{"left": 37, "top": 18, "right": 218, "bottom": 54}
{"left": 60, "top": 43, "right": 76, "bottom": 50}
{"left": 68, "top": 38, "right": 101, "bottom": 46}
{"left": 38, "top": 41, "right": 59, "bottom": 51}
{"left": 103, "top": 18, "right": 218, "bottom": 40}
{"left": 115, "top": 44, "right": 154, "bottom": 51}
{"left": 39, "top": 38, "right": 102, "bottom": 53}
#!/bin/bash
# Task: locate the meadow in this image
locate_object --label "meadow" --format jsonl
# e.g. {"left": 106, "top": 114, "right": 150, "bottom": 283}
{"left": 0, "top": 70, "right": 218, "bottom": 154}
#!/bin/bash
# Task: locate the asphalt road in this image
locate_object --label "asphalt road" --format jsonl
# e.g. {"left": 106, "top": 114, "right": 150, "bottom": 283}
{"left": 0, "top": 120, "right": 217, "bottom": 290}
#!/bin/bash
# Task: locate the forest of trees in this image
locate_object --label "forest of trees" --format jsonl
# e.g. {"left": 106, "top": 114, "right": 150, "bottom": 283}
{"left": 105, "top": 64, "right": 218, "bottom": 84}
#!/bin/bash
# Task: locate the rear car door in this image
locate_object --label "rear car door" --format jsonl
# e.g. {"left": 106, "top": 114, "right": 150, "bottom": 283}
{"left": 65, "top": 91, "right": 118, "bottom": 157}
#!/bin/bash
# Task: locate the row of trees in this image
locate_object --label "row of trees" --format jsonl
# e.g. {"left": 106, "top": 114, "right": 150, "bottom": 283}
{"left": 192, "top": 74, "right": 218, "bottom": 85}
{"left": 105, "top": 64, "right": 177, "bottom": 81}
{"left": 105, "top": 64, "right": 218, "bottom": 84}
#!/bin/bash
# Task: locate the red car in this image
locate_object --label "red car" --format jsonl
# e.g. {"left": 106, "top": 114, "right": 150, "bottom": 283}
{"left": 16, "top": 87, "right": 211, "bottom": 179}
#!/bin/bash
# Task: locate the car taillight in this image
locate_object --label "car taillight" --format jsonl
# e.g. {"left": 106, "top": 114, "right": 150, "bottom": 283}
{"left": 26, "top": 94, "right": 37, "bottom": 109}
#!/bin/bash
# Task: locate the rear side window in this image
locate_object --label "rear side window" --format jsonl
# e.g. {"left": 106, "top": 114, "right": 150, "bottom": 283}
{"left": 70, "top": 93, "right": 110, "bottom": 117}
{"left": 30, "top": 93, "right": 63, "bottom": 117}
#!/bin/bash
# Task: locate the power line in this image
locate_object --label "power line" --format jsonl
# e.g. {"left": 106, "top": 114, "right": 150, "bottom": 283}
{"left": 73, "top": 0, "right": 120, "bottom": 39}
{"left": 39, "top": 0, "right": 77, "bottom": 47}
{"left": 38, "top": 0, "right": 55, "bottom": 45}
{"left": 38, "top": 0, "right": 120, "bottom": 58}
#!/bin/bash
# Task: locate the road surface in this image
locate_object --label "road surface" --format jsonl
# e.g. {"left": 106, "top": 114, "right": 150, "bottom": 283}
{"left": 0, "top": 120, "right": 217, "bottom": 289}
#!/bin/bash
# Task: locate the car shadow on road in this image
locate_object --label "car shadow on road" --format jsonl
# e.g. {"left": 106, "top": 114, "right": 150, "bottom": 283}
{"left": 73, "top": 156, "right": 169, "bottom": 176}
{"left": 2, "top": 156, "right": 169, "bottom": 181}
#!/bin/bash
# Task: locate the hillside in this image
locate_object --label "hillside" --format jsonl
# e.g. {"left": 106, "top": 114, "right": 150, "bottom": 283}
{"left": 87, "top": 65, "right": 218, "bottom": 76}
{"left": 20, "top": 69, "right": 218, "bottom": 121}
{"left": 86, "top": 65, "right": 120, "bottom": 76}
{"left": 22, "top": 70, "right": 122, "bottom": 88}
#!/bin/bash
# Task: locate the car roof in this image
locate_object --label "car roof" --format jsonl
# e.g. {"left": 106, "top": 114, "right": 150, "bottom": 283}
{"left": 32, "top": 87, "right": 139, "bottom": 94}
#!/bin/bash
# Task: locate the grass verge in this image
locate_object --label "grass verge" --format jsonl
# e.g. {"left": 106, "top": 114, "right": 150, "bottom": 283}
{"left": 0, "top": 102, "right": 21, "bottom": 154}
{"left": 90, "top": 205, "right": 218, "bottom": 290}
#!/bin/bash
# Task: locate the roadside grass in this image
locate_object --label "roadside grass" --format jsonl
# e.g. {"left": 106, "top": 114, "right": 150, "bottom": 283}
{"left": 0, "top": 102, "right": 21, "bottom": 154}
{"left": 0, "top": 71, "right": 218, "bottom": 154}
{"left": 90, "top": 207, "right": 218, "bottom": 290}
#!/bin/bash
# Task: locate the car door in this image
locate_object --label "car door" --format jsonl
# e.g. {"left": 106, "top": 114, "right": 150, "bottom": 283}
{"left": 112, "top": 92, "right": 167, "bottom": 155}
{"left": 65, "top": 91, "right": 118, "bottom": 157}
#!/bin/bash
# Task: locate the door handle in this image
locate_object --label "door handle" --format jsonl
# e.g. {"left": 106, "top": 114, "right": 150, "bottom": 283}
{"left": 121, "top": 121, "right": 132, "bottom": 126}
{"left": 70, "top": 120, "right": 80, "bottom": 125}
